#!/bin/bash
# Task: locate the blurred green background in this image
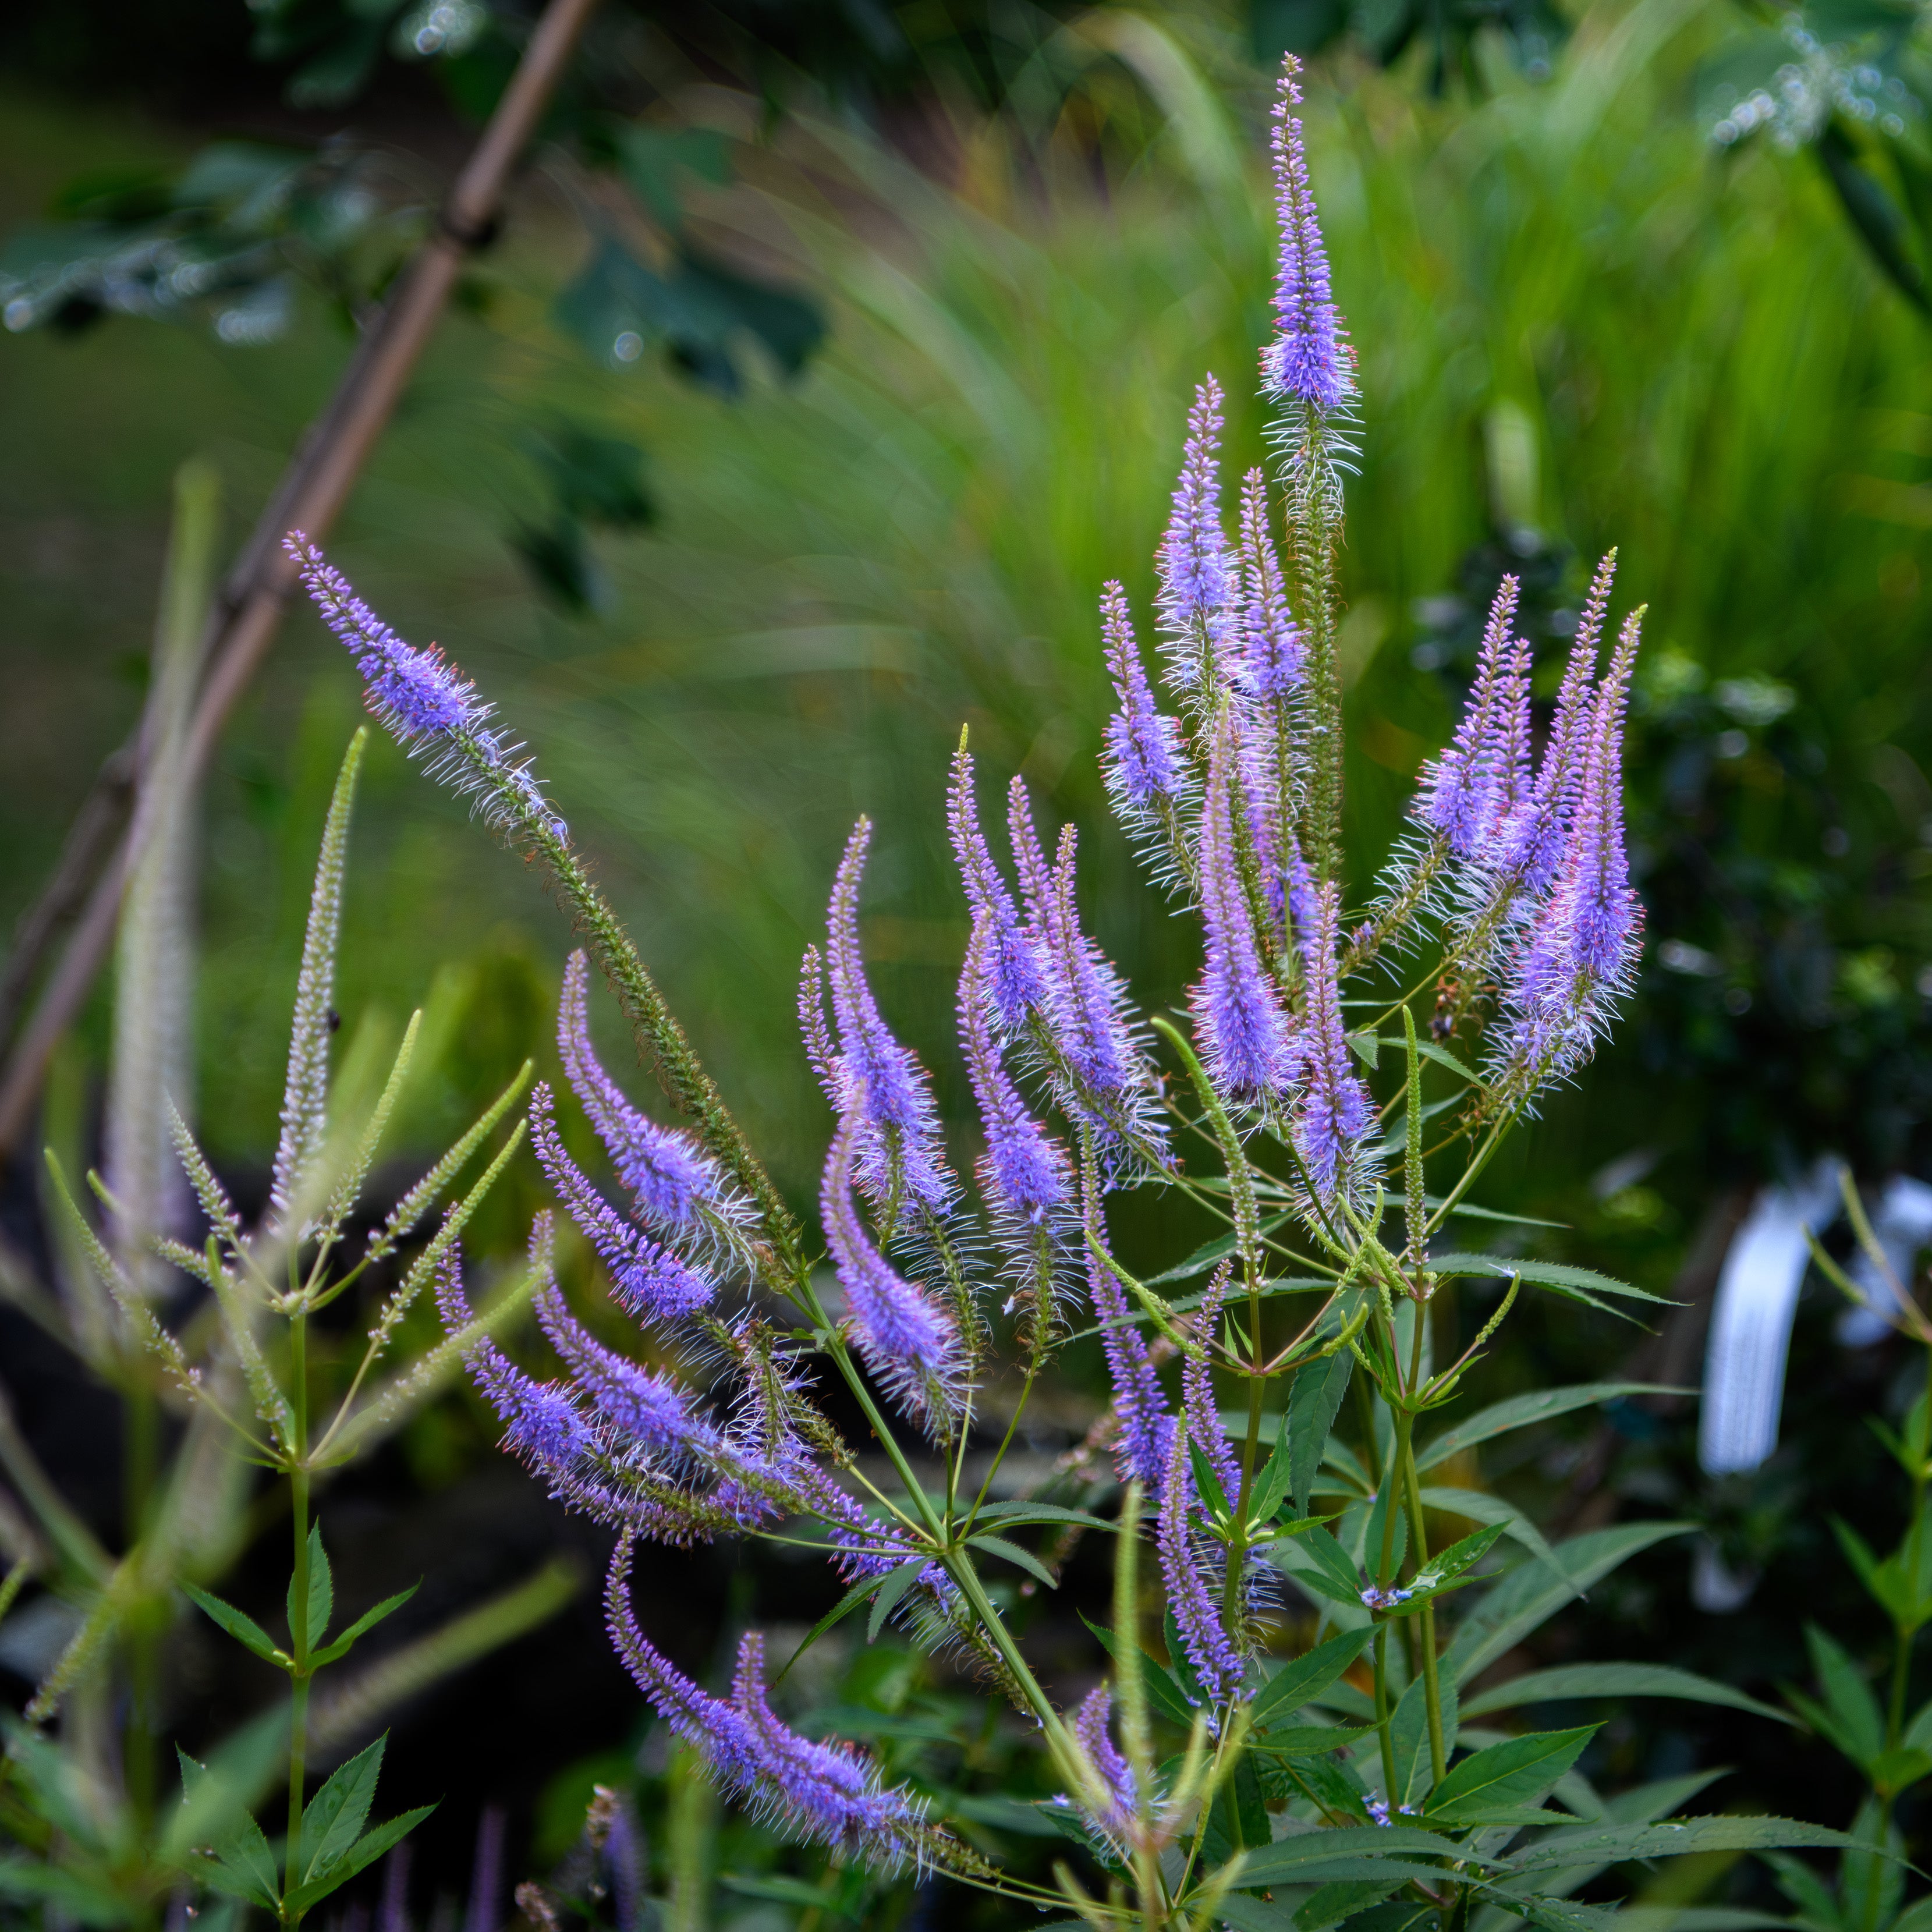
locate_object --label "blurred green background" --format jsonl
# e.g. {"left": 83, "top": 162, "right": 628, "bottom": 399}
{"left": 7, "top": 0, "right": 1932, "bottom": 1923}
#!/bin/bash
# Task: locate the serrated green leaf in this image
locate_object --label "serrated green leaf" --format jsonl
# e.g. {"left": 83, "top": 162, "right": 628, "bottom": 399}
{"left": 1291, "top": 1350, "right": 1355, "bottom": 1518}
{"left": 283, "top": 1806, "right": 435, "bottom": 1914}
{"left": 1389, "top": 1521, "right": 1508, "bottom": 1611}
{"left": 1247, "top": 1411, "right": 1296, "bottom": 1526}
{"left": 1426, "top": 1727, "right": 1597, "bottom": 1824}
{"left": 1238, "top": 1825, "right": 1479, "bottom": 1887}
{"left": 1416, "top": 1385, "right": 1685, "bottom": 1474}
{"left": 298, "top": 1735, "right": 384, "bottom": 1882}
{"left": 183, "top": 1583, "right": 290, "bottom": 1670}
{"left": 289, "top": 1523, "right": 332, "bottom": 1654}
{"left": 1428, "top": 1256, "right": 1673, "bottom": 1309}
{"left": 1253, "top": 1627, "right": 1376, "bottom": 1731}
{"left": 966, "top": 1535, "right": 1058, "bottom": 1590}
{"left": 204, "top": 1809, "right": 281, "bottom": 1910}
{"left": 777, "top": 1570, "right": 899, "bottom": 1685}
{"left": 309, "top": 1582, "right": 419, "bottom": 1668}
{"left": 968, "top": 1502, "right": 1114, "bottom": 1532}
{"left": 1505, "top": 1816, "right": 1871, "bottom": 1877}
{"left": 1460, "top": 1663, "right": 1792, "bottom": 1725}
{"left": 1080, "top": 1614, "right": 1196, "bottom": 1727}
{"left": 867, "top": 1558, "right": 929, "bottom": 1643}
{"left": 1422, "top": 1484, "right": 1564, "bottom": 1579}
{"left": 1391, "top": 1668, "right": 1460, "bottom": 1810}
{"left": 1805, "top": 1623, "right": 1884, "bottom": 1767}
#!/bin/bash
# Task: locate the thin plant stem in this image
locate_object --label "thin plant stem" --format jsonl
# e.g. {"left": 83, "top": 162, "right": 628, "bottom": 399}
{"left": 285, "top": 1313, "right": 310, "bottom": 1924}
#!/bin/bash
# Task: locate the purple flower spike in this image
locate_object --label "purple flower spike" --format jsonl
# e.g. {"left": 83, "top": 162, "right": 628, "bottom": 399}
{"left": 1082, "top": 1173, "right": 1173, "bottom": 1491}
{"left": 1157, "top": 1421, "right": 1245, "bottom": 1706}
{"left": 1184, "top": 1263, "right": 1243, "bottom": 1507}
{"left": 434, "top": 1243, "right": 594, "bottom": 1476}
{"left": 1238, "top": 469, "right": 1304, "bottom": 699}
{"left": 1071, "top": 1687, "right": 1136, "bottom": 1836}
{"left": 1101, "top": 582, "right": 1189, "bottom": 824}
{"left": 1293, "top": 882, "right": 1373, "bottom": 1202}
{"left": 1484, "top": 634, "right": 1535, "bottom": 862}
{"left": 817, "top": 821, "right": 958, "bottom": 1220}
{"left": 558, "top": 951, "right": 742, "bottom": 1248}
{"left": 529, "top": 1084, "right": 716, "bottom": 1324}
{"left": 1157, "top": 378, "right": 1236, "bottom": 688}
{"left": 1193, "top": 715, "right": 1294, "bottom": 1099}
{"left": 1415, "top": 576, "right": 1521, "bottom": 856}
{"left": 948, "top": 746, "right": 1048, "bottom": 1028}
{"left": 821, "top": 1128, "right": 967, "bottom": 1437}
{"left": 959, "top": 924, "right": 1070, "bottom": 1233}
{"left": 1260, "top": 62, "right": 1353, "bottom": 414}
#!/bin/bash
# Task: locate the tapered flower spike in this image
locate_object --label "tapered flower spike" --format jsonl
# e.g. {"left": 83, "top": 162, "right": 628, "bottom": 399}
{"left": 289, "top": 535, "right": 566, "bottom": 845}
{"left": 1261, "top": 62, "right": 1354, "bottom": 414}
{"left": 1082, "top": 1165, "right": 1173, "bottom": 1491}
{"left": 1293, "top": 881, "right": 1374, "bottom": 1202}
{"left": 529, "top": 1084, "right": 716, "bottom": 1324}
{"left": 1238, "top": 468, "right": 1304, "bottom": 699}
{"left": 948, "top": 745, "right": 1048, "bottom": 1027}
{"left": 1070, "top": 1687, "right": 1137, "bottom": 1837}
{"left": 1415, "top": 576, "right": 1522, "bottom": 857}
{"left": 1157, "top": 377, "right": 1236, "bottom": 692}
{"left": 1483, "top": 634, "right": 1535, "bottom": 863}
{"left": 1183, "top": 1263, "right": 1242, "bottom": 1506}
{"left": 1192, "top": 712, "right": 1295, "bottom": 1099}
{"left": 820, "top": 1126, "right": 967, "bottom": 1438}
{"left": 1100, "top": 582, "right": 1190, "bottom": 829}
{"left": 1496, "top": 551, "right": 1618, "bottom": 898}
{"left": 1502, "top": 610, "right": 1645, "bottom": 1077}
{"left": 1157, "top": 1419, "right": 1245, "bottom": 1706}
{"left": 959, "top": 923, "right": 1070, "bottom": 1236}
{"left": 558, "top": 951, "right": 745, "bottom": 1252}
{"left": 819, "top": 820, "right": 957, "bottom": 1221}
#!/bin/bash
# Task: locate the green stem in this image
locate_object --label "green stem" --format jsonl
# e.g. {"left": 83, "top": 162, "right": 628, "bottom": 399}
{"left": 1399, "top": 1421, "right": 1447, "bottom": 1787}
{"left": 285, "top": 1316, "right": 310, "bottom": 1925}
{"left": 122, "top": 1380, "right": 160, "bottom": 1837}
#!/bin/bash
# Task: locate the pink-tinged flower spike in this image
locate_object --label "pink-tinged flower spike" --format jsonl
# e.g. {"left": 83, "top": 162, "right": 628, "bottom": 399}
{"left": 821, "top": 1126, "right": 967, "bottom": 1438}
{"left": 1501, "top": 610, "right": 1645, "bottom": 1079}
{"left": 1082, "top": 1164, "right": 1174, "bottom": 1491}
{"left": 947, "top": 745, "right": 1048, "bottom": 1028}
{"left": 558, "top": 951, "right": 748, "bottom": 1256}
{"left": 1100, "top": 581, "right": 1191, "bottom": 839}
{"left": 1157, "top": 1419, "right": 1245, "bottom": 1707}
{"left": 1481, "top": 634, "right": 1535, "bottom": 866}
{"left": 1414, "top": 576, "right": 1521, "bottom": 857}
{"left": 529, "top": 1083, "right": 716, "bottom": 1324}
{"left": 288, "top": 535, "right": 566, "bottom": 845}
{"left": 1260, "top": 63, "right": 1354, "bottom": 416}
{"left": 1157, "top": 378, "right": 1236, "bottom": 693}
{"left": 1193, "top": 712, "right": 1295, "bottom": 1100}
{"left": 729, "top": 1632, "right": 931, "bottom": 1867}
{"left": 1496, "top": 551, "right": 1618, "bottom": 898}
{"left": 1183, "top": 1263, "right": 1242, "bottom": 1507}
{"left": 1070, "top": 1687, "right": 1137, "bottom": 1838}
{"left": 1238, "top": 468, "right": 1304, "bottom": 699}
{"left": 1293, "top": 882, "right": 1374, "bottom": 1203}
{"left": 816, "top": 821, "right": 958, "bottom": 1222}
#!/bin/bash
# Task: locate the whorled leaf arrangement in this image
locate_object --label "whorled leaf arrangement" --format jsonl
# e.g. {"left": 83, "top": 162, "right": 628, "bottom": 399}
{"left": 287, "top": 56, "right": 1867, "bottom": 1932}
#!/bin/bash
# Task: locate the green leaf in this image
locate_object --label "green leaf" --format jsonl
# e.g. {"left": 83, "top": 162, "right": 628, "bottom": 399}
{"left": 282, "top": 1807, "right": 435, "bottom": 1914}
{"left": 1428, "top": 1256, "right": 1673, "bottom": 1318}
{"left": 289, "top": 1523, "right": 332, "bottom": 1654}
{"left": 1421, "top": 1485, "right": 1565, "bottom": 1579}
{"left": 1080, "top": 1614, "right": 1196, "bottom": 1727}
{"left": 966, "top": 1535, "right": 1058, "bottom": 1590}
{"left": 0, "top": 1857, "right": 132, "bottom": 1929}
{"left": 1239, "top": 1825, "right": 1479, "bottom": 1887}
{"left": 1426, "top": 1727, "right": 1597, "bottom": 1825}
{"left": 199, "top": 1814, "right": 281, "bottom": 1911}
{"left": 777, "top": 1566, "right": 911, "bottom": 1684}
{"left": 162, "top": 1711, "right": 291, "bottom": 1863}
{"left": 1391, "top": 1521, "right": 1508, "bottom": 1610}
{"left": 1291, "top": 1350, "right": 1355, "bottom": 1517}
{"left": 183, "top": 1583, "right": 290, "bottom": 1670}
{"left": 868, "top": 1558, "right": 930, "bottom": 1643}
{"left": 1288, "top": 1525, "right": 1368, "bottom": 1608}
{"left": 1252, "top": 1627, "right": 1377, "bottom": 1731}
{"left": 308, "top": 1583, "right": 419, "bottom": 1668}
{"left": 1446, "top": 1522, "right": 1694, "bottom": 1687}
{"left": 1247, "top": 1412, "right": 1296, "bottom": 1526}
{"left": 1504, "top": 1816, "right": 1873, "bottom": 1877}
{"left": 1251, "top": 1725, "right": 1377, "bottom": 1757}
{"left": 1461, "top": 1663, "right": 1793, "bottom": 1725}
{"left": 1190, "top": 1441, "right": 1232, "bottom": 1522}
{"left": 298, "top": 1735, "right": 385, "bottom": 1882}
{"left": 1805, "top": 1623, "right": 1885, "bottom": 1768}
{"left": 1842, "top": 1793, "right": 1903, "bottom": 1932}
{"left": 969, "top": 1502, "right": 1114, "bottom": 1532}
{"left": 1390, "top": 1668, "right": 1460, "bottom": 1810}
{"left": 1416, "top": 1385, "right": 1685, "bottom": 1473}
{"left": 1296, "top": 1878, "right": 1403, "bottom": 1929}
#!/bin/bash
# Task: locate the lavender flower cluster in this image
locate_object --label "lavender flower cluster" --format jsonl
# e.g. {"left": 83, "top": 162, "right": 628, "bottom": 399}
{"left": 288, "top": 56, "right": 1646, "bottom": 1901}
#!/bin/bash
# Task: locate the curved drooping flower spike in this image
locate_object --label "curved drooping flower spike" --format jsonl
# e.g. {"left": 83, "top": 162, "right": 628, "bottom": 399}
{"left": 948, "top": 745, "right": 1048, "bottom": 1029}
{"left": 1070, "top": 1686, "right": 1137, "bottom": 1838}
{"left": 1100, "top": 582, "right": 1190, "bottom": 834}
{"left": 606, "top": 1542, "right": 944, "bottom": 1874}
{"left": 1501, "top": 609, "right": 1645, "bottom": 1081}
{"left": 1260, "top": 61, "right": 1353, "bottom": 416}
{"left": 1415, "top": 576, "right": 1521, "bottom": 859}
{"left": 558, "top": 951, "right": 746, "bottom": 1254}
{"left": 1157, "top": 1419, "right": 1246, "bottom": 1707}
{"left": 1193, "top": 712, "right": 1296, "bottom": 1101}
{"left": 288, "top": 534, "right": 566, "bottom": 844}
{"left": 1157, "top": 377, "right": 1236, "bottom": 692}
{"left": 1293, "top": 881, "right": 1375, "bottom": 1203}
{"left": 1183, "top": 1263, "right": 1243, "bottom": 1508}
{"left": 809, "top": 821, "right": 957, "bottom": 1222}
{"left": 529, "top": 1083, "right": 716, "bottom": 1324}
{"left": 820, "top": 1126, "right": 967, "bottom": 1438}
